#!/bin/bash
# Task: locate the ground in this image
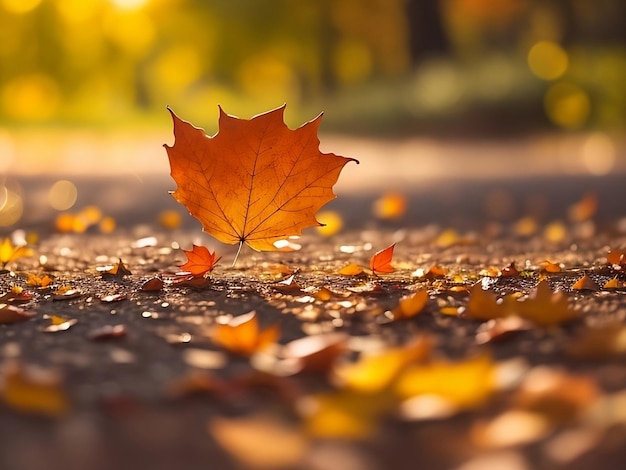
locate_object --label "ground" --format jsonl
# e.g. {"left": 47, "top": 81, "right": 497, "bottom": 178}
{"left": 1, "top": 211, "right": 626, "bottom": 470}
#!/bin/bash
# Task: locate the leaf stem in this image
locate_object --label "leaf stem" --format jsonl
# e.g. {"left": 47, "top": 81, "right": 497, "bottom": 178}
{"left": 232, "top": 241, "right": 244, "bottom": 267}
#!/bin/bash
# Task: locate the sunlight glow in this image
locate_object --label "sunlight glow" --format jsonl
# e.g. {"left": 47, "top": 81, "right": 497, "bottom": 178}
{"left": 110, "top": 0, "right": 149, "bottom": 9}
{"left": 1, "top": 0, "right": 42, "bottom": 14}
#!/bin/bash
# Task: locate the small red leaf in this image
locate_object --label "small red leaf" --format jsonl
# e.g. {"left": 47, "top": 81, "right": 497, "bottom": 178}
{"left": 370, "top": 244, "right": 396, "bottom": 274}
{"left": 180, "top": 245, "right": 220, "bottom": 276}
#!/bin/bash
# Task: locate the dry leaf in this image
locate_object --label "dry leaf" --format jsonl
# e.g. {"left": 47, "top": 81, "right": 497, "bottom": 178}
{"left": 572, "top": 274, "right": 600, "bottom": 291}
{"left": 500, "top": 262, "right": 519, "bottom": 277}
{"left": 212, "top": 311, "right": 280, "bottom": 356}
{"left": 513, "top": 367, "right": 599, "bottom": 425}
{"left": 541, "top": 260, "right": 562, "bottom": 273}
{"left": 392, "top": 290, "right": 429, "bottom": 320}
{"left": 0, "top": 286, "right": 33, "bottom": 303}
{"left": 466, "top": 280, "right": 578, "bottom": 327}
{"left": 412, "top": 264, "right": 448, "bottom": 280}
{"left": 209, "top": 414, "right": 308, "bottom": 468}
{"left": 0, "top": 303, "right": 36, "bottom": 324}
{"left": 338, "top": 262, "right": 363, "bottom": 276}
{"left": 564, "top": 323, "right": 626, "bottom": 359}
{"left": 179, "top": 245, "right": 220, "bottom": 276}
{"left": 333, "top": 336, "right": 431, "bottom": 393}
{"left": 43, "top": 316, "right": 77, "bottom": 332}
{"left": 165, "top": 105, "right": 357, "bottom": 256}
{"left": 0, "top": 238, "right": 32, "bottom": 268}
{"left": 281, "top": 333, "right": 347, "bottom": 376}
{"left": 102, "top": 259, "right": 132, "bottom": 279}
{"left": 299, "top": 389, "right": 394, "bottom": 439}
{"left": 0, "top": 362, "right": 69, "bottom": 416}
{"left": 395, "top": 354, "right": 496, "bottom": 411}
{"left": 140, "top": 277, "right": 164, "bottom": 292}
{"left": 607, "top": 248, "right": 626, "bottom": 266}
{"left": 88, "top": 324, "right": 127, "bottom": 341}
{"left": 369, "top": 243, "right": 395, "bottom": 274}
{"left": 26, "top": 273, "right": 52, "bottom": 288}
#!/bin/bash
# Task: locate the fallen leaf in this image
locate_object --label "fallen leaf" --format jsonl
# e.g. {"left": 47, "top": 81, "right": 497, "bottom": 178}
{"left": 412, "top": 264, "right": 448, "bottom": 280}
{"left": 395, "top": 354, "right": 496, "bottom": 411}
{"left": 466, "top": 280, "right": 578, "bottom": 327}
{"left": 179, "top": 245, "right": 220, "bottom": 276}
{"left": 298, "top": 389, "right": 393, "bottom": 440}
{"left": 100, "top": 293, "right": 127, "bottom": 302}
{"left": 0, "top": 238, "right": 32, "bottom": 269}
{"left": 273, "top": 274, "right": 303, "bottom": 294}
{"left": 572, "top": 274, "right": 600, "bottom": 291}
{"left": 607, "top": 248, "right": 626, "bottom": 266}
{"left": 500, "top": 262, "right": 519, "bottom": 277}
{"left": 281, "top": 333, "right": 347, "bottom": 376}
{"left": 338, "top": 262, "right": 363, "bottom": 276}
{"left": 52, "top": 286, "right": 81, "bottom": 300}
{"left": 392, "top": 290, "right": 429, "bottom": 320}
{"left": 602, "top": 277, "right": 624, "bottom": 289}
{"left": 513, "top": 367, "right": 599, "bottom": 425}
{"left": 209, "top": 414, "right": 308, "bottom": 469}
{"left": 0, "top": 303, "right": 36, "bottom": 324}
{"left": 171, "top": 274, "right": 211, "bottom": 289}
{"left": 101, "top": 259, "right": 132, "bottom": 279}
{"left": 0, "top": 286, "right": 33, "bottom": 303}
{"left": 475, "top": 317, "right": 532, "bottom": 344}
{"left": 369, "top": 243, "right": 395, "bottom": 274}
{"left": 26, "top": 273, "right": 52, "bottom": 288}
{"left": 564, "top": 323, "right": 626, "bottom": 359}
{"left": 164, "top": 105, "right": 358, "bottom": 258}
{"left": 88, "top": 324, "right": 127, "bottom": 341}
{"left": 0, "top": 362, "right": 69, "bottom": 416}
{"left": 212, "top": 311, "right": 280, "bottom": 356}
{"left": 541, "top": 260, "right": 562, "bottom": 273}
{"left": 43, "top": 316, "right": 77, "bottom": 332}
{"left": 140, "top": 277, "right": 164, "bottom": 292}
{"left": 333, "top": 336, "right": 431, "bottom": 393}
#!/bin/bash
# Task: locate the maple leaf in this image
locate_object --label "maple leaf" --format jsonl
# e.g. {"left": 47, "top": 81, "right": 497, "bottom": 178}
{"left": 369, "top": 243, "right": 396, "bottom": 274}
{"left": 164, "top": 105, "right": 358, "bottom": 262}
{"left": 179, "top": 244, "right": 220, "bottom": 276}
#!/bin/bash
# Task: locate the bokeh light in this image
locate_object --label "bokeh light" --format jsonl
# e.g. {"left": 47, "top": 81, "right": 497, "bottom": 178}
{"left": 1, "top": 74, "right": 61, "bottom": 121}
{"left": 48, "top": 180, "right": 78, "bottom": 211}
{"left": 544, "top": 82, "right": 591, "bottom": 129}
{"left": 581, "top": 133, "right": 616, "bottom": 176}
{"left": 316, "top": 211, "right": 343, "bottom": 237}
{"left": 0, "top": 179, "right": 24, "bottom": 227}
{"left": 527, "top": 41, "right": 569, "bottom": 81}
{"left": 1, "top": 0, "right": 42, "bottom": 14}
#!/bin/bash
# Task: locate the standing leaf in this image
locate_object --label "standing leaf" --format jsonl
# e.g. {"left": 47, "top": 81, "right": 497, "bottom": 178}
{"left": 370, "top": 244, "right": 396, "bottom": 274}
{"left": 164, "top": 105, "right": 358, "bottom": 257}
{"left": 179, "top": 245, "right": 220, "bottom": 276}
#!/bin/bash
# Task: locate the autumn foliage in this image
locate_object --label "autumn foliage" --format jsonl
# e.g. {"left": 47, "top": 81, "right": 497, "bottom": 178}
{"left": 165, "top": 106, "right": 357, "bottom": 256}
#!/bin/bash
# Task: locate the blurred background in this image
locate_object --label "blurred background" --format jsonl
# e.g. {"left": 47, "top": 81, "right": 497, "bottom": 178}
{"left": 1, "top": 0, "right": 626, "bottom": 233}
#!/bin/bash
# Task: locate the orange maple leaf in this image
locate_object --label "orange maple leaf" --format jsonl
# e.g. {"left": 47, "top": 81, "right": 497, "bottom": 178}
{"left": 370, "top": 243, "right": 396, "bottom": 274}
{"left": 164, "top": 105, "right": 358, "bottom": 262}
{"left": 180, "top": 245, "right": 220, "bottom": 276}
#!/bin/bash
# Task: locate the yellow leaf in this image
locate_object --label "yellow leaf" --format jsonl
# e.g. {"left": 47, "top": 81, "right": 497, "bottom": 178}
{"left": 338, "top": 262, "right": 363, "bottom": 276}
{"left": 392, "top": 290, "right": 429, "bottom": 320}
{"left": 0, "top": 238, "right": 32, "bottom": 268}
{"left": 572, "top": 274, "right": 600, "bottom": 291}
{"left": 299, "top": 390, "right": 394, "bottom": 439}
{"left": 395, "top": 354, "right": 495, "bottom": 410}
{"left": 333, "top": 336, "right": 430, "bottom": 393}
{"left": 0, "top": 362, "right": 69, "bottom": 416}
